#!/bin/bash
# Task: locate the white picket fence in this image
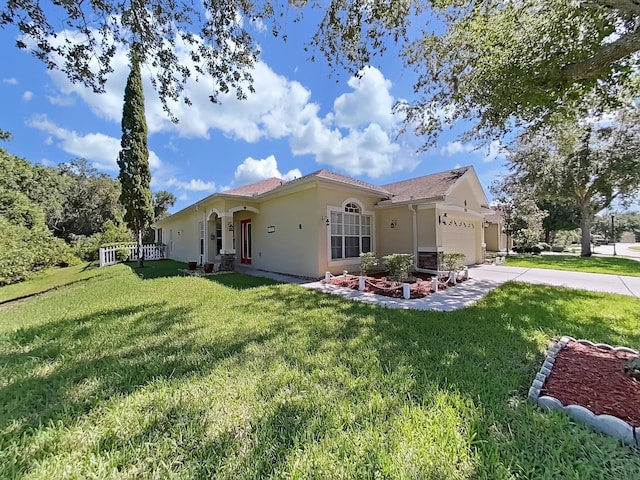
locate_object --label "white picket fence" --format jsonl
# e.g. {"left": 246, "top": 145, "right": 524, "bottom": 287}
{"left": 99, "top": 244, "right": 166, "bottom": 267}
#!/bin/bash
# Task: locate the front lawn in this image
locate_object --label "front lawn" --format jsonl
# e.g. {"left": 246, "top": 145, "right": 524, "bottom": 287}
{"left": 0, "top": 262, "right": 102, "bottom": 304}
{"left": 1, "top": 262, "right": 639, "bottom": 478}
{"left": 505, "top": 254, "right": 640, "bottom": 277}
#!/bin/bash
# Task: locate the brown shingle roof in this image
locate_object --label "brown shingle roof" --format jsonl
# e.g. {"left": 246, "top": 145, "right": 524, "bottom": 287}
{"left": 382, "top": 167, "right": 470, "bottom": 203}
{"left": 222, "top": 177, "right": 285, "bottom": 197}
{"left": 313, "top": 170, "right": 392, "bottom": 195}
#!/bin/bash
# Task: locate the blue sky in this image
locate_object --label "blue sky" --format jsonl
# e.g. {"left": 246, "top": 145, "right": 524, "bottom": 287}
{"left": 0, "top": 11, "right": 506, "bottom": 213}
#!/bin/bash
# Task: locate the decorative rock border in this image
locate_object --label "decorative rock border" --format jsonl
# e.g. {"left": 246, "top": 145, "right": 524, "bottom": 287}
{"left": 529, "top": 336, "right": 640, "bottom": 448}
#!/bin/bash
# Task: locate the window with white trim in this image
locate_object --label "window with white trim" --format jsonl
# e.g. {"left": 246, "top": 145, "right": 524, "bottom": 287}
{"left": 330, "top": 203, "right": 372, "bottom": 260}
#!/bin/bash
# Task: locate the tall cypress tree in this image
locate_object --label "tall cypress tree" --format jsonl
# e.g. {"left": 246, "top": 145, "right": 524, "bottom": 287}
{"left": 117, "top": 50, "right": 153, "bottom": 267}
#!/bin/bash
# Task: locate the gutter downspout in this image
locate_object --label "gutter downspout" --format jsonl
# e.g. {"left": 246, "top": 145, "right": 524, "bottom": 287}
{"left": 409, "top": 204, "right": 417, "bottom": 269}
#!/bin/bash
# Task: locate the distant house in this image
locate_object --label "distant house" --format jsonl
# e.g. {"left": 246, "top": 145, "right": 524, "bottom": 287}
{"left": 484, "top": 207, "right": 512, "bottom": 253}
{"left": 154, "top": 166, "right": 493, "bottom": 277}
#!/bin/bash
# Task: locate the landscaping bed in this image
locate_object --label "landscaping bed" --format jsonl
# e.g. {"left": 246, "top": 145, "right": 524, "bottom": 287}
{"left": 329, "top": 271, "right": 467, "bottom": 299}
{"left": 542, "top": 340, "right": 640, "bottom": 427}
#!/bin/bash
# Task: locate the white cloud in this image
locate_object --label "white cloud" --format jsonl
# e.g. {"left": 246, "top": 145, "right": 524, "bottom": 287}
{"left": 3, "top": 78, "right": 18, "bottom": 85}
{"left": 439, "top": 140, "right": 504, "bottom": 164}
{"left": 332, "top": 66, "right": 396, "bottom": 129}
{"left": 26, "top": 114, "right": 162, "bottom": 172}
{"left": 251, "top": 17, "right": 267, "bottom": 32}
{"left": 440, "top": 141, "right": 476, "bottom": 156}
{"left": 47, "top": 95, "right": 76, "bottom": 106}
{"left": 38, "top": 158, "right": 56, "bottom": 167}
{"left": 232, "top": 155, "right": 301, "bottom": 186}
{"left": 43, "top": 29, "right": 415, "bottom": 179}
{"left": 290, "top": 120, "right": 413, "bottom": 178}
{"left": 483, "top": 140, "right": 503, "bottom": 163}
{"left": 165, "top": 178, "right": 217, "bottom": 192}
{"left": 45, "top": 136, "right": 53, "bottom": 145}
{"left": 22, "top": 91, "right": 34, "bottom": 101}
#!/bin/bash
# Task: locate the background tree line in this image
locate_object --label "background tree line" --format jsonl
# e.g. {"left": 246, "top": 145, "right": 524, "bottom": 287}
{"left": 0, "top": 145, "right": 174, "bottom": 285}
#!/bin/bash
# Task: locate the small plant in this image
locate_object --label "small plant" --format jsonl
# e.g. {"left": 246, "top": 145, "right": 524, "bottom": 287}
{"left": 382, "top": 253, "right": 414, "bottom": 283}
{"left": 441, "top": 253, "right": 466, "bottom": 272}
{"left": 115, "top": 247, "right": 131, "bottom": 262}
{"left": 359, "top": 252, "right": 378, "bottom": 276}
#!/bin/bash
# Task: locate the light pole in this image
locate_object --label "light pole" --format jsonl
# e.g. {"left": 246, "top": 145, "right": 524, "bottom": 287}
{"left": 611, "top": 214, "right": 617, "bottom": 256}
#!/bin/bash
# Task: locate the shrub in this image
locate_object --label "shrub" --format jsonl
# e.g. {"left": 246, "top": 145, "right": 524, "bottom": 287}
{"left": 441, "top": 253, "right": 466, "bottom": 272}
{"left": 72, "top": 221, "right": 133, "bottom": 261}
{"left": 513, "top": 245, "right": 542, "bottom": 254}
{"left": 359, "top": 252, "right": 378, "bottom": 276}
{"left": 0, "top": 216, "right": 78, "bottom": 286}
{"left": 115, "top": 247, "right": 131, "bottom": 262}
{"left": 537, "top": 242, "right": 551, "bottom": 252}
{"left": 382, "top": 253, "right": 414, "bottom": 283}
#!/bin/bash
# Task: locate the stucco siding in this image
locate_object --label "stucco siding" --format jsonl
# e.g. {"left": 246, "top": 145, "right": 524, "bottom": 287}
{"left": 416, "top": 208, "right": 437, "bottom": 249}
{"left": 248, "top": 188, "right": 320, "bottom": 277}
{"left": 159, "top": 208, "right": 204, "bottom": 263}
{"left": 448, "top": 176, "right": 484, "bottom": 212}
{"left": 376, "top": 207, "right": 414, "bottom": 257}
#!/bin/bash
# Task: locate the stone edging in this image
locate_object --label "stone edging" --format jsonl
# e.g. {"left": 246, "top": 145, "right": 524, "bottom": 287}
{"left": 528, "top": 336, "right": 640, "bottom": 448}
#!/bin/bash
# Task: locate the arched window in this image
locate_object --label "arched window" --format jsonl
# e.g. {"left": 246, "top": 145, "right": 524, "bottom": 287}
{"left": 330, "top": 202, "right": 372, "bottom": 260}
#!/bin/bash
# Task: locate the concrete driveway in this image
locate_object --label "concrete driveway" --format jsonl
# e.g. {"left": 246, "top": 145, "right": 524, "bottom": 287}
{"left": 468, "top": 264, "right": 640, "bottom": 298}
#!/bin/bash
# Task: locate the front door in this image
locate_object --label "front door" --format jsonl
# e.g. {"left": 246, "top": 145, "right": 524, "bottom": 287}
{"left": 240, "top": 219, "right": 252, "bottom": 264}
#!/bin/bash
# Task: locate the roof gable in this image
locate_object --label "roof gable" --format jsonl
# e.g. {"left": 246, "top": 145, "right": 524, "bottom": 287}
{"left": 382, "top": 167, "right": 470, "bottom": 203}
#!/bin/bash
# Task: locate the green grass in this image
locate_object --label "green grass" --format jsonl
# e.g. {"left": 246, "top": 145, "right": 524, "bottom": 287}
{"left": 0, "top": 263, "right": 103, "bottom": 304}
{"left": 505, "top": 254, "right": 640, "bottom": 276}
{"left": 1, "top": 262, "right": 639, "bottom": 478}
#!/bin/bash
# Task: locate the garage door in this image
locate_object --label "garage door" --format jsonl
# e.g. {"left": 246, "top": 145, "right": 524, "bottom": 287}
{"left": 440, "top": 219, "right": 477, "bottom": 265}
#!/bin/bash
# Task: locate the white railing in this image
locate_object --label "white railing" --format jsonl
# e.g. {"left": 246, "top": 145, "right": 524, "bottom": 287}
{"left": 99, "top": 244, "right": 166, "bottom": 267}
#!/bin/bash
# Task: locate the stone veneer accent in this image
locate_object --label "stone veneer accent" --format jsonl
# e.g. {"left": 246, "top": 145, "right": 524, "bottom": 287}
{"left": 220, "top": 254, "right": 235, "bottom": 272}
{"left": 529, "top": 336, "right": 639, "bottom": 448}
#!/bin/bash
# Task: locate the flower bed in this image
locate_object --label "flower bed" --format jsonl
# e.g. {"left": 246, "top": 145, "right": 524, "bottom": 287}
{"left": 329, "top": 272, "right": 467, "bottom": 299}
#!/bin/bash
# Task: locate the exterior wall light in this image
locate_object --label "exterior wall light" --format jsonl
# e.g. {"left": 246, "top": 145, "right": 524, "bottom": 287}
{"left": 228, "top": 223, "right": 234, "bottom": 232}
{"left": 390, "top": 219, "right": 397, "bottom": 229}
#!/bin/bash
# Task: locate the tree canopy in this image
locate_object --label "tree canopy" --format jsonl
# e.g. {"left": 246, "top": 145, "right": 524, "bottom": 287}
{"left": 3, "top": 1, "right": 638, "bottom": 144}
{"left": 498, "top": 105, "right": 640, "bottom": 256}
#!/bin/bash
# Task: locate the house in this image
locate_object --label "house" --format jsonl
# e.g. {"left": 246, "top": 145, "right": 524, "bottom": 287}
{"left": 483, "top": 207, "right": 512, "bottom": 253}
{"left": 154, "top": 166, "right": 493, "bottom": 278}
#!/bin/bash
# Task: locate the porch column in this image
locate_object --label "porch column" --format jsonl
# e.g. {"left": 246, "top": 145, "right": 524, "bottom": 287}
{"left": 219, "top": 212, "right": 236, "bottom": 271}
{"left": 203, "top": 212, "right": 208, "bottom": 264}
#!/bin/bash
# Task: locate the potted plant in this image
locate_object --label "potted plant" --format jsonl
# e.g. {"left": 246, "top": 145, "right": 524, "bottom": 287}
{"left": 188, "top": 261, "right": 197, "bottom": 270}
{"left": 204, "top": 262, "right": 214, "bottom": 273}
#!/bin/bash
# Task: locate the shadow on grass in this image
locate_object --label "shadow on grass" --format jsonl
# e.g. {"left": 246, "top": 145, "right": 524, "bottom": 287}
{"left": 124, "top": 260, "right": 283, "bottom": 290}
{"left": 2, "top": 279, "right": 639, "bottom": 477}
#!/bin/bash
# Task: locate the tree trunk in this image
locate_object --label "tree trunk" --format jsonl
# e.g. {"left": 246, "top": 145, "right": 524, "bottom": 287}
{"left": 579, "top": 205, "right": 592, "bottom": 257}
{"left": 137, "top": 228, "right": 144, "bottom": 268}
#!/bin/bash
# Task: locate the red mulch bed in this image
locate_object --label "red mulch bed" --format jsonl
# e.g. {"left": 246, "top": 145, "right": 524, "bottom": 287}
{"left": 541, "top": 341, "right": 640, "bottom": 427}
{"left": 329, "top": 272, "right": 466, "bottom": 299}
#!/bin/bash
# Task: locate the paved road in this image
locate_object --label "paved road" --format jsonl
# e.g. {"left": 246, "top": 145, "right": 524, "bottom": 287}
{"left": 592, "top": 242, "right": 640, "bottom": 259}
